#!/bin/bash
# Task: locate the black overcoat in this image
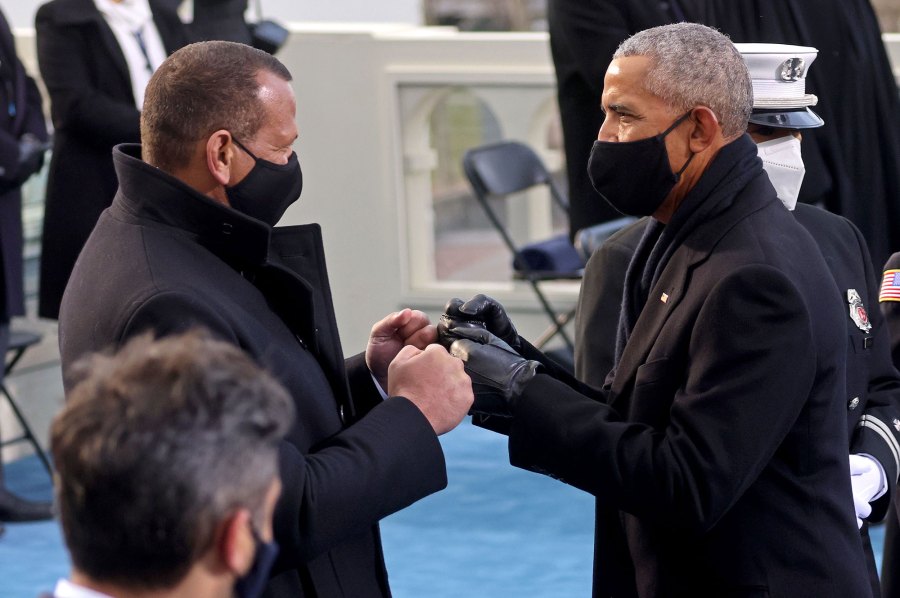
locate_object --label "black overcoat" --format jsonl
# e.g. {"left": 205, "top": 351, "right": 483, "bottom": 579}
{"left": 880, "top": 250, "right": 900, "bottom": 598}
{"left": 577, "top": 203, "right": 900, "bottom": 594}
{"left": 506, "top": 140, "right": 870, "bottom": 597}
{"left": 35, "top": 0, "right": 189, "bottom": 320}
{"left": 0, "top": 8, "right": 48, "bottom": 321}
{"left": 58, "top": 145, "right": 447, "bottom": 598}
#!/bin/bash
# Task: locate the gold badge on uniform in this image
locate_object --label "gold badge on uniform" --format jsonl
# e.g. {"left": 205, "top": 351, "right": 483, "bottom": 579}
{"left": 847, "top": 289, "right": 872, "bottom": 333}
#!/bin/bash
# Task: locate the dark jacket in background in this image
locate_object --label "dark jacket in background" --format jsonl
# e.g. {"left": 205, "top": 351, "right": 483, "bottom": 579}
{"left": 35, "top": 0, "right": 189, "bottom": 320}
{"left": 0, "top": 9, "right": 49, "bottom": 322}
{"left": 58, "top": 144, "right": 447, "bottom": 598}
{"left": 547, "top": 0, "right": 674, "bottom": 240}
{"left": 192, "top": 0, "right": 253, "bottom": 44}
{"left": 509, "top": 138, "right": 869, "bottom": 597}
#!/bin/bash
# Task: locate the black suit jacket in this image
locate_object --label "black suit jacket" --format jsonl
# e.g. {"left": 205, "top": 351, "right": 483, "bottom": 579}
{"left": 59, "top": 145, "right": 447, "bottom": 598}
{"left": 0, "top": 8, "right": 48, "bottom": 321}
{"left": 35, "top": 0, "right": 189, "bottom": 320}
{"left": 509, "top": 162, "right": 869, "bottom": 596}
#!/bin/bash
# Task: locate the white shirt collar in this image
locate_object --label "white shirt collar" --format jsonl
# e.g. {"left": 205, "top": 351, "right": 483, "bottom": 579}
{"left": 54, "top": 579, "right": 115, "bottom": 598}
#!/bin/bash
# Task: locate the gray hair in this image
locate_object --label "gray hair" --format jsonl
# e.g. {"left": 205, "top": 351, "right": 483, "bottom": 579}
{"left": 53, "top": 330, "right": 294, "bottom": 590}
{"left": 614, "top": 23, "right": 752, "bottom": 140}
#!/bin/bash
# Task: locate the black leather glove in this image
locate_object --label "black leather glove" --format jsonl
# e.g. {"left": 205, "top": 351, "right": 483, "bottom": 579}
{"left": 15, "top": 134, "right": 46, "bottom": 185}
{"left": 448, "top": 326, "right": 540, "bottom": 417}
{"left": 439, "top": 294, "right": 520, "bottom": 350}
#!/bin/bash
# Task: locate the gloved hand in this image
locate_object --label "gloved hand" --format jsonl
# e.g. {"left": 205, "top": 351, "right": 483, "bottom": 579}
{"left": 15, "top": 134, "right": 46, "bottom": 184}
{"left": 849, "top": 454, "right": 886, "bottom": 528}
{"left": 438, "top": 294, "right": 520, "bottom": 350}
{"left": 448, "top": 326, "right": 540, "bottom": 417}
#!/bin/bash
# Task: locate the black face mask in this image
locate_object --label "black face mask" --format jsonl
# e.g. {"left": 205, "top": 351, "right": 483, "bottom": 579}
{"left": 226, "top": 138, "right": 303, "bottom": 227}
{"left": 587, "top": 112, "right": 694, "bottom": 217}
{"left": 234, "top": 525, "right": 280, "bottom": 598}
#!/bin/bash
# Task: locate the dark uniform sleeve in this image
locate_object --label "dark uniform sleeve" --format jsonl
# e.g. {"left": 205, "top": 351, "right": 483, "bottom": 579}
{"left": 882, "top": 253, "right": 900, "bottom": 366}
{"left": 850, "top": 238, "right": 900, "bottom": 522}
{"left": 574, "top": 219, "right": 643, "bottom": 386}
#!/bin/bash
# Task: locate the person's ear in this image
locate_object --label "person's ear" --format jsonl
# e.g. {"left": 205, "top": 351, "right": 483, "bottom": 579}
{"left": 206, "top": 130, "right": 237, "bottom": 187}
{"left": 687, "top": 106, "right": 721, "bottom": 153}
{"left": 220, "top": 508, "right": 256, "bottom": 576}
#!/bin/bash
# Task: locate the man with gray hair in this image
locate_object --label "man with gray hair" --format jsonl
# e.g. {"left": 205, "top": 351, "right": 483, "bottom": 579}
{"left": 439, "top": 23, "right": 870, "bottom": 596}
{"left": 47, "top": 330, "right": 293, "bottom": 598}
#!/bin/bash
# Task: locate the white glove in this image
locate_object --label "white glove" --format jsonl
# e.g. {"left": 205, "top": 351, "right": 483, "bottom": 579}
{"left": 849, "top": 454, "right": 887, "bottom": 528}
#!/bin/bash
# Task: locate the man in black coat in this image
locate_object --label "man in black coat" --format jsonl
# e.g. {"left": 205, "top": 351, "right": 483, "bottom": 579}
{"left": 58, "top": 41, "right": 474, "bottom": 597}
{"left": 0, "top": 7, "right": 54, "bottom": 528}
{"left": 573, "top": 42, "right": 900, "bottom": 596}
{"left": 35, "top": 0, "right": 190, "bottom": 320}
{"left": 440, "top": 24, "right": 869, "bottom": 596}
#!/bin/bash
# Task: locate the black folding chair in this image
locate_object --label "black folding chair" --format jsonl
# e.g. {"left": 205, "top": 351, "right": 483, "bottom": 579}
{"left": 462, "top": 141, "right": 583, "bottom": 350}
{"left": 1, "top": 329, "right": 53, "bottom": 475}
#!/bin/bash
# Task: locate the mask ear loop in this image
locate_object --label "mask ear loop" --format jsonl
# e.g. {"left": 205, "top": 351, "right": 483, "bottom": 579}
{"left": 660, "top": 110, "right": 696, "bottom": 180}
{"left": 231, "top": 136, "right": 259, "bottom": 161}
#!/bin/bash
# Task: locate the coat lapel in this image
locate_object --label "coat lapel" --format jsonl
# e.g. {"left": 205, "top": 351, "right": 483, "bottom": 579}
{"left": 608, "top": 174, "right": 776, "bottom": 411}
{"left": 608, "top": 243, "right": 699, "bottom": 409}
{"left": 53, "top": 0, "right": 132, "bottom": 90}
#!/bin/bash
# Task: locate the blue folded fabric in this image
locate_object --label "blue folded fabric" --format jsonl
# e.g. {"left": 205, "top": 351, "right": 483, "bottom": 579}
{"left": 513, "top": 234, "right": 585, "bottom": 273}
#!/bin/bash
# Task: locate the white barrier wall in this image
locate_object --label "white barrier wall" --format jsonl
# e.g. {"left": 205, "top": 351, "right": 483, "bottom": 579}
{"left": 1, "top": 1, "right": 422, "bottom": 29}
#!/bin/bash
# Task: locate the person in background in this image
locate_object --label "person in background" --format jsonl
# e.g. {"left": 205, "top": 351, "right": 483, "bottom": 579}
{"left": 440, "top": 24, "right": 870, "bottom": 596}
{"left": 575, "top": 43, "right": 900, "bottom": 596}
{"left": 0, "top": 6, "right": 53, "bottom": 531}
{"left": 35, "top": 0, "right": 189, "bottom": 320}
{"left": 878, "top": 252, "right": 900, "bottom": 597}
{"left": 58, "top": 41, "right": 474, "bottom": 597}
{"left": 44, "top": 331, "right": 293, "bottom": 598}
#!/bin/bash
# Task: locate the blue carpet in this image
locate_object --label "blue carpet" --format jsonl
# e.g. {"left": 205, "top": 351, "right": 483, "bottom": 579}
{"left": 0, "top": 427, "right": 888, "bottom": 597}
{"left": 0, "top": 455, "right": 67, "bottom": 597}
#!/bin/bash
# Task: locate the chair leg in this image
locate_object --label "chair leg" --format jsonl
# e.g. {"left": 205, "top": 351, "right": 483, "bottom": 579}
{"left": 0, "top": 383, "right": 53, "bottom": 476}
{"left": 530, "top": 282, "right": 575, "bottom": 351}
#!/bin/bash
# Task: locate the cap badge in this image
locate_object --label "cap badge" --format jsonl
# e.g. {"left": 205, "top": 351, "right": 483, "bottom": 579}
{"left": 779, "top": 57, "right": 805, "bottom": 81}
{"left": 848, "top": 289, "right": 872, "bottom": 333}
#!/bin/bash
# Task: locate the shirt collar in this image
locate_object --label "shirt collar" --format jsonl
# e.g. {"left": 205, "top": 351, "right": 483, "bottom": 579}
{"left": 54, "top": 579, "right": 114, "bottom": 598}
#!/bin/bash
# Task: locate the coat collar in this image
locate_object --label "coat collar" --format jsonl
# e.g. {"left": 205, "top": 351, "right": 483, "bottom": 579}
{"left": 608, "top": 164, "right": 777, "bottom": 409}
{"left": 111, "top": 143, "right": 271, "bottom": 270}
{"left": 48, "top": 0, "right": 186, "bottom": 101}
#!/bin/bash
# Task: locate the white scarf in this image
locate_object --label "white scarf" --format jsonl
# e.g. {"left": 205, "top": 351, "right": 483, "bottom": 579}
{"left": 93, "top": 0, "right": 167, "bottom": 109}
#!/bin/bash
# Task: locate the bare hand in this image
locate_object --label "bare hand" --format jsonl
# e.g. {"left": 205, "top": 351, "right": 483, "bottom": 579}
{"left": 388, "top": 344, "right": 473, "bottom": 435}
{"left": 366, "top": 308, "right": 437, "bottom": 390}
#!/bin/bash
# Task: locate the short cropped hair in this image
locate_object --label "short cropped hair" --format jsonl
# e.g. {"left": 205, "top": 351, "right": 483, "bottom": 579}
{"left": 614, "top": 23, "right": 752, "bottom": 140}
{"left": 141, "top": 41, "right": 292, "bottom": 173}
{"left": 52, "top": 330, "right": 294, "bottom": 590}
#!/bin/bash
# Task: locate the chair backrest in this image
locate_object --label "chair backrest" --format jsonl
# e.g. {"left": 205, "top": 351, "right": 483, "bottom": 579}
{"left": 462, "top": 140, "right": 583, "bottom": 277}
{"left": 462, "top": 141, "right": 568, "bottom": 211}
